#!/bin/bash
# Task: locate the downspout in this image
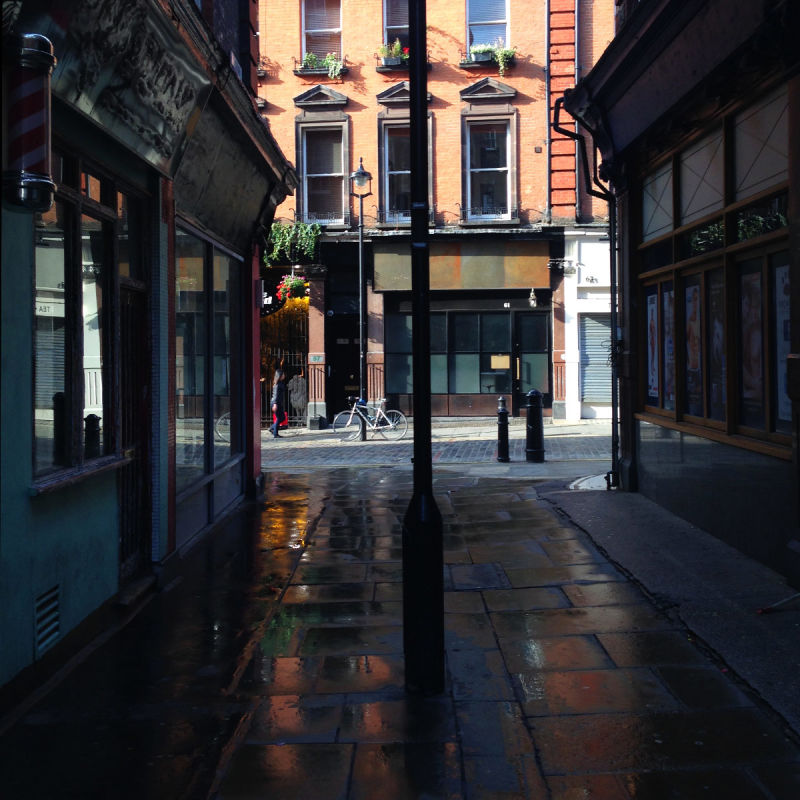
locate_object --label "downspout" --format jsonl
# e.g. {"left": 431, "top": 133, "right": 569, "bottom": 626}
{"left": 553, "top": 95, "right": 620, "bottom": 489}
{"left": 544, "top": 0, "right": 552, "bottom": 223}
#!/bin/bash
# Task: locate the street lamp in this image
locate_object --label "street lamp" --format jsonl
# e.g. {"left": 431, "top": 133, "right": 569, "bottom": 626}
{"left": 349, "top": 157, "right": 372, "bottom": 440}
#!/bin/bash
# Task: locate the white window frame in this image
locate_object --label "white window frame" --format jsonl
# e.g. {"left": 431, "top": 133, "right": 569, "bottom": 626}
{"left": 301, "top": 125, "right": 347, "bottom": 225}
{"left": 303, "top": 0, "right": 342, "bottom": 60}
{"left": 466, "top": 118, "right": 511, "bottom": 220}
{"left": 382, "top": 123, "right": 411, "bottom": 223}
{"left": 384, "top": 0, "right": 409, "bottom": 49}
{"left": 467, "top": 0, "right": 509, "bottom": 50}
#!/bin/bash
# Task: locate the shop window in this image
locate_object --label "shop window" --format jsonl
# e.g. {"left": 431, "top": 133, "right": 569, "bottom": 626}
{"left": 637, "top": 84, "right": 790, "bottom": 450}
{"left": 301, "top": 127, "right": 345, "bottom": 224}
{"left": 467, "top": 0, "right": 508, "bottom": 49}
{"left": 33, "top": 159, "right": 134, "bottom": 479}
{"left": 466, "top": 120, "right": 510, "bottom": 219}
{"left": 175, "top": 229, "right": 243, "bottom": 494}
{"left": 384, "top": 0, "right": 409, "bottom": 49}
{"left": 303, "top": 0, "right": 341, "bottom": 60}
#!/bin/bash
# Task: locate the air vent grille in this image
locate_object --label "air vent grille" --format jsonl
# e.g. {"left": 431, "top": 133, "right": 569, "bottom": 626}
{"left": 35, "top": 585, "right": 61, "bottom": 657}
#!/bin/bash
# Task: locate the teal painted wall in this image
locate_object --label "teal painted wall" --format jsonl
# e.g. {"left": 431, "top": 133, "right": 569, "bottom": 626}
{"left": 1, "top": 206, "right": 120, "bottom": 686}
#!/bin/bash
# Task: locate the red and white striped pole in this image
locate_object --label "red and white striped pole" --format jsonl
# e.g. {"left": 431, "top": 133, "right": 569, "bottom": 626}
{"left": 2, "top": 33, "right": 56, "bottom": 212}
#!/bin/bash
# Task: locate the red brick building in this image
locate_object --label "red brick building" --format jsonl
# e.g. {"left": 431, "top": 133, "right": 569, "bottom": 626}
{"left": 257, "top": 0, "right": 615, "bottom": 420}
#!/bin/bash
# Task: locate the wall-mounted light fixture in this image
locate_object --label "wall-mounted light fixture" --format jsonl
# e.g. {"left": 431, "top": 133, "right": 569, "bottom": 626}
{"left": 529, "top": 288, "right": 538, "bottom": 308}
{"left": 3, "top": 33, "right": 57, "bottom": 212}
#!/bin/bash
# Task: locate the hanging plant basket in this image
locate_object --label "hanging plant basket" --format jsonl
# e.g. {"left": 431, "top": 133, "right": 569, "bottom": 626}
{"left": 277, "top": 274, "right": 308, "bottom": 300}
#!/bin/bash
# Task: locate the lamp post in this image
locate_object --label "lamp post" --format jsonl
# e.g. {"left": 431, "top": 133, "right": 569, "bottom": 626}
{"left": 349, "top": 158, "right": 372, "bottom": 441}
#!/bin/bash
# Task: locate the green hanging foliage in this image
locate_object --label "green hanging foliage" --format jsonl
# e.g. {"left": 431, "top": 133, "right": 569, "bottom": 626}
{"left": 265, "top": 221, "right": 322, "bottom": 265}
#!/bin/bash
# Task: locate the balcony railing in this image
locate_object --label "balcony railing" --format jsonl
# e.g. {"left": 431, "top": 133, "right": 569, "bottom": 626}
{"left": 459, "top": 206, "right": 519, "bottom": 224}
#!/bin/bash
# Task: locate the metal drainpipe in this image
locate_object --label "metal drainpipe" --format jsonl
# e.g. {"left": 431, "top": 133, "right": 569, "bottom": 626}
{"left": 544, "top": 0, "right": 552, "bottom": 224}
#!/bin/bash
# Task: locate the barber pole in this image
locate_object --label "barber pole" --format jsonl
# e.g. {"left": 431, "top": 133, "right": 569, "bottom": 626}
{"left": 2, "top": 33, "right": 56, "bottom": 212}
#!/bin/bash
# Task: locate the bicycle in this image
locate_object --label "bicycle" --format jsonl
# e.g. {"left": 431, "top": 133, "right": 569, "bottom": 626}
{"left": 332, "top": 397, "right": 408, "bottom": 441}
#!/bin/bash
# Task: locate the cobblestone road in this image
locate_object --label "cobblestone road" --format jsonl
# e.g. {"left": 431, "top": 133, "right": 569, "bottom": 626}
{"left": 261, "top": 418, "right": 613, "bottom": 470}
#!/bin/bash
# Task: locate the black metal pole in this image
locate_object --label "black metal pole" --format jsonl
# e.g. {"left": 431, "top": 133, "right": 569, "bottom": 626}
{"left": 497, "top": 396, "right": 510, "bottom": 463}
{"left": 402, "top": 0, "right": 444, "bottom": 695}
{"left": 358, "top": 191, "right": 367, "bottom": 440}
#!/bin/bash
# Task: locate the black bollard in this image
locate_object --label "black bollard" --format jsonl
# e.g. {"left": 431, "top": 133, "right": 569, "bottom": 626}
{"left": 497, "top": 395, "right": 509, "bottom": 462}
{"left": 525, "top": 389, "right": 545, "bottom": 463}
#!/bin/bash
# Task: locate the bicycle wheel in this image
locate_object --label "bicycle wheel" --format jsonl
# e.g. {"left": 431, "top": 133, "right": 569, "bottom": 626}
{"left": 214, "top": 411, "right": 231, "bottom": 442}
{"left": 376, "top": 409, "right": 408, "bottom": 440}
{"left": 332, "top": 410, "right": 362, "bottom": 441}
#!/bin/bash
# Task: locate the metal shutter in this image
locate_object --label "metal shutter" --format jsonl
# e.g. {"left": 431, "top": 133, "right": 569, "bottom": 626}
{"left": 579, "top": 313, "right": 612, "bottom": 403}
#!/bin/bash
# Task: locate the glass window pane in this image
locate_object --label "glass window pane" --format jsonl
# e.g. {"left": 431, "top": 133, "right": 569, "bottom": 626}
{"left": 213, "top": 251, "right": 240, "bottom": 463}
{"left": 386, "top": 354, "right": 413, "bottom": 393}
{"left": 772, "top": 251, "right": 791, "bottom": 433}
{"left": 305, "top": 31, "right": 341, "bottom": 59}
{"left": 642, "top": 162, "right": 673, "bottom": 242}
{"left": 470, "top": 124, "right": 506, "bottom": 169}
{"left": 431, "top": 353, "right": 447, "bottom": 393}
{"left": 452, "top": 314, "right": 479, "bottom": 351}
{"left": 387, "top": 127, "right": 410, "bottom": 171}
{"left": 430, "top": 313, "right": 446, "bottom": 352}
{"left": 81, "top": 214, "right": 106, "bottom": 459}
{"left": 646, "top": 286, "right": 659, "bottom": 406}
{"left": 684, "top": 277, "right": 703, "bottom": 417}
{"left": 386, "top": 313, "right": 412, "bottom": 353}
{"left": 306, "top": 175, "right": 343, "bottom": 221}
{"left": 117, "top": 193, "right": 142, "bottom": 280}
{"left": 662, "top": 283, "right": 675, "bottom": 411}
{"left": 707, "top": 269, "right": 726, "bottom": 421}
{"left": 739, "top": 260, "right": 764, "bottom": 428}
{"left": 305, "top": 0, "right": 340, "bottom": 29}
{"left": 306, "top": 130, "right": 342, "bottom": 175}
{"left": 34, "top": 202, "right": 68, "bottom": 476}
{"left": 518, "top": 314, "right": 548, "bottom": 351}
{"left": 450, "top": 353, "right": 479, "bottom": 393}
{"left": 470, "top": 171, "right": 508, "bottom": 215}
{"left": 388, "top": 173, "right": 411, "bottom": 212}
{"left": 481, "top": 313, "right": 509, "bottom": 351}
{"left": 479, "top": 353, "right": 510, "bottom": 393}
{"left": 520, "top": 353, "right": 548, "bottom": 395}
{"left": 679, "top": 129, "right": 724, "bottom": 226}
{"left": 81, "top": 171, "right": 102, "bottom": 202}
{"left": 176, "top": 230, "right": 206, "bottom": 492}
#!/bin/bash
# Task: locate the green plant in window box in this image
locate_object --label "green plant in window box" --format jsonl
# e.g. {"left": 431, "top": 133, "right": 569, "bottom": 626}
{"left": 302, "top": 51, "right": 320, "bottom": 69}
{"left": 378, "top": 38, "right": 409, "bottom": 65}
{"left": 322, "top": 52, "right": 345, "bottom": 79}
{"left": 493, "top": 41, "right": 517, "bottom": 77}
{"left": 469, "top": 42, "right": 495, "bottom": 62}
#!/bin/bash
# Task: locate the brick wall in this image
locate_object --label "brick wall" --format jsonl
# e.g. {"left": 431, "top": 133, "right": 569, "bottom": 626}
{"left": 258, "top": 0, "right": 614, "bottom": 225}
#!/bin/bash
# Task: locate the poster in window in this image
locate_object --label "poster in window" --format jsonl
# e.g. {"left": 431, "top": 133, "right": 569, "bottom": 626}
{"left": 707, "top": 271, "right": 726, "bottom": 421}
{"left": 774, "top": 262, "right": 791, "bottom": 425}
{"left": 685, "top": 282, "right": 703, "bottom": 415}
{"left": 739, "top": 270, "right": 763, "bottom": 426}
{"left": 646, "top": 293, "right": 658, "bottom": 402}
{"left": 662, "top": 288, "right": 675, "bottom": 410}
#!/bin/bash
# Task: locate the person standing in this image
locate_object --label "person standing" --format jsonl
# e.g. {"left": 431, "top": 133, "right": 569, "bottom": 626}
{"left": 270, "top": 369, "right": 286, "bottom": 438}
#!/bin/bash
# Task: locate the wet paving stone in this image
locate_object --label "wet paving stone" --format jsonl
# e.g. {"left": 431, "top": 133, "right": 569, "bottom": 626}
{"left": 654, "top": 665, "right": 755, "bottom": 709}
{"left": 491, "top": 605, "right": 674, "bottom": 639}
{"left": 339, "top": 697, "right": 458, "bottom": 743}
{"left": 447, "top": 650, "right": 515, "bottom": 701}
{"left": 298, "top": 625, "right": 404, "bottom": 656}
{"left": 482, "top": 586, "right": 570, "bottom": 611}
{"left": 455, "top": 700, "right": 535, "bottom": 757}
{"left": 500, "top": 634, "right": 615, "bottom": 672}
{"left": 463, "top": 753, "right": 547, "bottom": 800}
{"left": 444, "top": 613, "right": 498, "bottom": 649}
{"left": 597, "top": 630, "right": 711, "bottom": 666}
{"left": 349, "top": 742, "right": 462, "bottom": 800}
{"left": 562, "top": 581, "right": 648, "bottom": 607}
{"left": 506, "top": 562, "right": 627, "bottom": 587}
{"left": 531, "top": 707, "right": 798, "bottom": 774}
{"left": 220, "top": 742, "right": 354, "bottom": 799}
{"left": 514, "top": 667, "right": 680, "bottom": 716}
{"left": 292, "top": 563, "right": 369, "bottom": 584}
{"left": 539, "top": 538, "right": 609, "bottom": 565}
{"left": 271, "top": 601, "right": 402, "bottom": 628}
{"left": 282, "top": 582, "right": 374, "bottom": 603}
{"left": 247, "top": 695, "right": 344, "bottom": 743}
{"left": 315, "top": 655, "right": 406, "bottom": 695}
{"left": 449, "top": 563, "right": 512, "bottom": 590}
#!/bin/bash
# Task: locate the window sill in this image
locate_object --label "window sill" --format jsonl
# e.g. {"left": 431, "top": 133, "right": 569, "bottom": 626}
{"left": 635, "top": 412, "right": 792, "bottom": 461}
{"left": 459, "top": 216, "right": 520, "bottom": 228}
{"left": 30, "top": 454, "right": 132, "bottom": 496}
{"left": 375, "top": 62, "right": 431, "bottom": 73}
{"left": 293, "top": 67, "right": 349, "bottom": 79}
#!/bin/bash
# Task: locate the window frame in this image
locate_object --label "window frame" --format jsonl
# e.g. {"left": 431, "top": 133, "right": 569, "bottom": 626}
{"left": 302, "top": 0, "right": 342, "bottom": 61}
{"left": 467, "top": 0, "right": 509, "bottom": 50}
{"left": 32, "top": 153, "right": 139, "bottom": 485}
{"left": 461, "top": 110, "right": 517, "bottom": 222}
{"left": 384, "top": 0, "right": 409, "bottom": 50}
{"left": 297, "top": 122, "right": 349, "bottom": 226}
